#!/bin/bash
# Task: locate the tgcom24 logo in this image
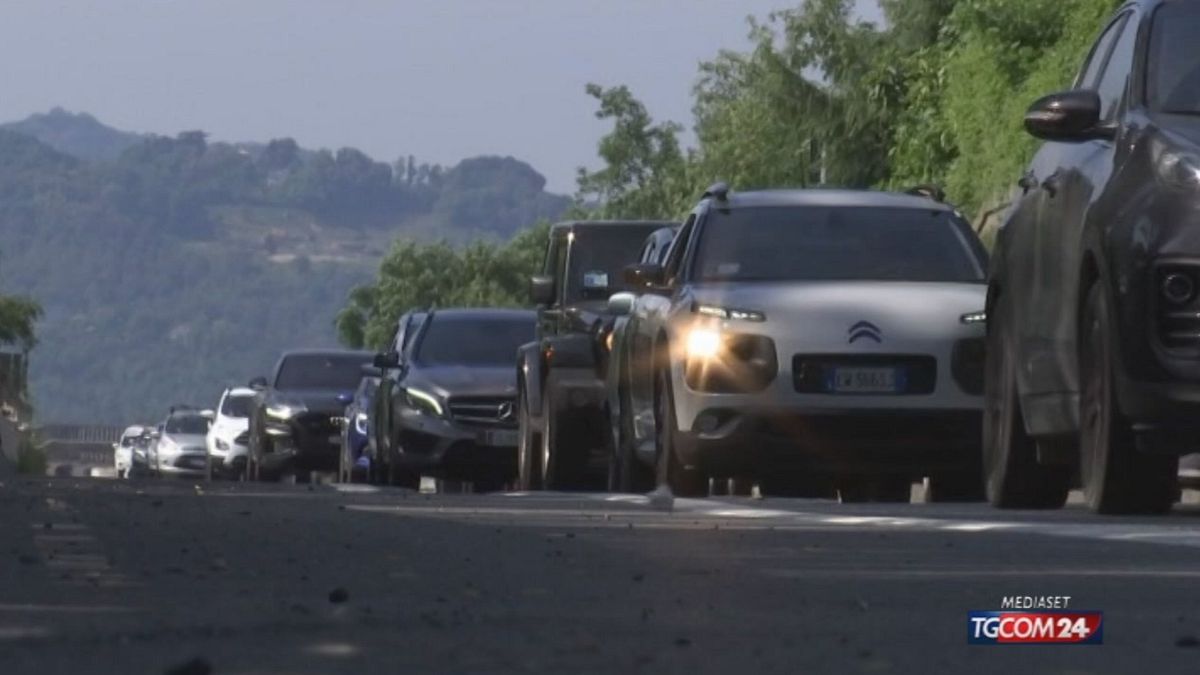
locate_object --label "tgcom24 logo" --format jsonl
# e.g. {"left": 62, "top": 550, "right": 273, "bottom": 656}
{"left": 968, "top": 597, "right": 1103, "bottom": 645}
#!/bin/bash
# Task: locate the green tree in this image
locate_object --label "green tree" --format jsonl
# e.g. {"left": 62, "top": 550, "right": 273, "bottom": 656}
{"left": 0, "top": 294, "right": 41, "bottom": 351}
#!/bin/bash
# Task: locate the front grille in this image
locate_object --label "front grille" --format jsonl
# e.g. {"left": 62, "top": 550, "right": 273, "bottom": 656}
{"left": 792, "top": 354, "right": 937, "bottom": 395}
{"left": 447, "top": 397, "right": 517, "bottom": 428}
{"left": 296, "top": 412, "right": 340, "bottom": 435}
{"left": 233, "top": 431, "right": 249, "bottom": 446}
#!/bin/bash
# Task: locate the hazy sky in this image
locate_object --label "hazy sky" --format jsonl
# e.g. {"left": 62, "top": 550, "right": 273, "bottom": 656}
{"left": 0, "top": 1, "right": 881, "bottom": 193}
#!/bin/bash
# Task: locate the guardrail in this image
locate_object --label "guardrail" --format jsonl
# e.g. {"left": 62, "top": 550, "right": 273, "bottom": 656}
{"left": 34, "top": 425, "right": 124, "bottom": 445}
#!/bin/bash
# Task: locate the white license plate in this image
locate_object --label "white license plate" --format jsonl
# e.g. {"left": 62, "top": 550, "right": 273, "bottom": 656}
{"left": 828, "top": 367, "right": 902, "bottom": 394}
{"left": 482, "top": 430, "right": 519, "bottom": 447}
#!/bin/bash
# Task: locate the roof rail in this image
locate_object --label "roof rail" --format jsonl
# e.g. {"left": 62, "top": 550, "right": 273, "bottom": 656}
{"left": 905, "top": 184, "right": 946, "bottom": 202}
{"left": 702, "top": 181, "right": 730, "bottom": 201}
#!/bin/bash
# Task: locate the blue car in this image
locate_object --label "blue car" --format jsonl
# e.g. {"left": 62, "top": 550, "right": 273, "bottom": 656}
{"left": 338, "top": 376, "right": 379, "bottom": 483}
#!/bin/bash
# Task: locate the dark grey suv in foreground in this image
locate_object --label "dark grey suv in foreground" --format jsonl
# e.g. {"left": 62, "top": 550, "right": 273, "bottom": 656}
{"left": 987, "top": 0, "right": 1200, "bottom": 514}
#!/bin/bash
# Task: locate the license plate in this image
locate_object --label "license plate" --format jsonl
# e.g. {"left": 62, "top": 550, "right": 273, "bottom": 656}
{"left": 481, "top": 430, "right": 519, "bottom": 447}
{"left": 826, "top": 367, "right": 904, "bottom": 394}
{"left": 182, "top": 456, "right": 206, "bottom": 468}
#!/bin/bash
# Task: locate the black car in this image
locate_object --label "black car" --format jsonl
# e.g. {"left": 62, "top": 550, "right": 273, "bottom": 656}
{"left": 987, "top": 0, "right": 1200, "bottom": 514}
{"left": 247, "top": 349, "right": 375, "bottom": 481}
{"left": 374, "top": 308, "right": 536, "bottom": 490}
{"left": 515, "top": 220, "right": 674, "bottom": 491}
{"left": 370, "top": 309, "right": 426, "bottom": 482}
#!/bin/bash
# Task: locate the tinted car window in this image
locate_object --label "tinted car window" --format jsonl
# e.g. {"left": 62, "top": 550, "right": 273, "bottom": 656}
{"left": 220, "top": 394, "right": 255, "bottom": 418}
{"left": 275, "top": 354, "right": 371, "bottom": 391}
{"left": 414, "top": 315, "right": 536, "bottom": 367}
{"left": 1077, "top": 15, "right": 1126, "bottom": 89}
{"left": 1149, "top": 3, "right": 1200, "bottom": 113}
{"left": 565, "top": 228, "right": 657, "bottom": 301}
{"left": 1094, "top": 14, "right": 1138, "bottom": 120}
{"left": 691, "top": 206, "right": 985, "bottom": 283}
{"left": 165, "top": 415, "right": 209, "bottom": 435}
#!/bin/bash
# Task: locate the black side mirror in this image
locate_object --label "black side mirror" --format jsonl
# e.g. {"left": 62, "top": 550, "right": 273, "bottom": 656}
{"left": 373, "top": 351, "right": 401, "bottom": 370}
{"left": 1024, "top": 90, "right": 1112, "bottom": 142}
{"left": 529, "top": 275, "right": 555, "bottom": 306}
{"left": 248, "top": 376, "right": 268, "bottom": 390}
{"left": 623, "top": 263, "right": 666, "bottom": 289}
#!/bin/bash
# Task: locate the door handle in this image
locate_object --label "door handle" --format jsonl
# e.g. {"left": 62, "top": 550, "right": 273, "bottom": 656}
{"left": 1041, "top": 171, "right": 1061, "bottom": 197}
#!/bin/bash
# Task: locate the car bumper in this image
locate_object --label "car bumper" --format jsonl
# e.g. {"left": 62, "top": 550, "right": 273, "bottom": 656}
{"left": 158, "top": 454, "right": 208, "bottom": 476}
{"left": 1113, "top": 376, "right": 1200, "bottom": 454}
{"left": 673, "top": 408, "right": 982, "bottom": 478}
{"left": 260, "top": 414, "right": 343, "bottom": 472}
{"left": 394, "top": 411, "right": 518, "bottom": 480}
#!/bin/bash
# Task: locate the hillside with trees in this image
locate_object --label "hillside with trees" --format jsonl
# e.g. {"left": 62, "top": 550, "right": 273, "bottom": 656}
{"left": 0, "top": 114, "right": 569, "bottom": 423}
{"left": 341, "top": 0, "right": 1121, "bottom": 351}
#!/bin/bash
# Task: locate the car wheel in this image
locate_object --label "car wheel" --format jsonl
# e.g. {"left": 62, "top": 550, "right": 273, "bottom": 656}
{"left": 517, "top": 385, "right": 542, "bottom": 491}
{"left": 982, "top": 294, "right": 1071, "bottom": 509}
{"left": 1079, "top": 282, "right": 1177, "bottom": 514}
{"left": 541, "top": 385, "right": 587, "bottom": 491}
{"left": 654, "top": 367, "right": 706, "bottom": 498}
{"left": 608, "top": 385, "right": 654, "bottom": 494}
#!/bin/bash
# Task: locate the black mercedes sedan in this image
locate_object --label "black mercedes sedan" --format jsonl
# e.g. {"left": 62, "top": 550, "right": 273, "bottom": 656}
{"left": 246, "top": 349, "right": 376, "bottom": 481}
{"left": 986, "top": 0, "right": 1200, "bottom": 514}
{"left": 373, "top": 308, "right": 536, "bottom": 491}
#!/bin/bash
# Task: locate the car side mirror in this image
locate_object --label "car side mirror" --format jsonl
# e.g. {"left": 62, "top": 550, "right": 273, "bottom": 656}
{"left": 529, "top": 275, "right": 555, "bottom": 306}
{"left": 248, "top": 376, "right": 268, "bottom": 390}
{"left": 623, "top": 263, "right": 665, "bottom": 289}
{"left": 1024, "top": 90, "right": 1112, "bottom": 142}
{"left": 607, "top": 291, "right": 637, "bottom": 317}
{"left": 373, "top": 351, "right": 401, "bottom": 370}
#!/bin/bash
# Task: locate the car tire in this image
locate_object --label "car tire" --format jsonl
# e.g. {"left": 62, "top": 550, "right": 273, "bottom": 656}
{"left": 541, "top": 385, "right": 586, "bottom": 491}
{"left": 926, "top": 473, "right": 986, "bottom": 502}
{"left": 1079, "top": 282, "right": 1177, "bottom": 515}
{"left": 654, "top": 367, "right": 706, "bottom": 498}
{"left": 982, "top": 294, "right": 1071, "bottom": 509}
{"left": 608, "top": 385, "right": 654, "bottom": 494}
{"left": 517, "top": 385, "right": 542, "bottom": 491}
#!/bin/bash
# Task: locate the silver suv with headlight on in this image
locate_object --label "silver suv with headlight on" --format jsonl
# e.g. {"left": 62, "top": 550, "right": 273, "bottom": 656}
{"left": 610, "top": 183, "right": 990, "bottom": 501}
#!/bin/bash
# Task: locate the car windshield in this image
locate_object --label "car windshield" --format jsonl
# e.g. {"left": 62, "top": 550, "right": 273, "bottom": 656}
{"left": 275, "top": 354, "right": 371, "bottom": 391}
{"left": 165, "top": 415, "right": 208, "bottom": 435}
{"left": 691, "top": 205, "right": 986, "bottom": 283}
{"left": 566, "top": 227, "right": 661, "bottom": 301}
{"left": 1149, "top": 2, "right": 1200, "bottom": 114}
{"left": 413, "top": 314, "right": 536, "bottom": 367}
{"left": 220, "top": 394, "right": 255, "bottom": 418}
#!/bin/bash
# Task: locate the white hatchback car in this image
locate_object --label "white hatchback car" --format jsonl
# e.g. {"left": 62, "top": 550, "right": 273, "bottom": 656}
{"left": 154, "top": 410, "right": 212, "bottom": 477}
{"left": 113, "top": 425, "right": 145, "bottom": 479}
{"left": 207, "top": 388, "right": 256, "bottom": 478}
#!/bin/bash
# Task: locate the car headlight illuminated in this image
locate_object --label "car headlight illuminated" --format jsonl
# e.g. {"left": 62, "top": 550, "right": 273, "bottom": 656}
{"left": 694, "top": 304, "right": 766, "bottom": 322}
{"left": 354, "top": 412, "right": 369, "bottom": 435}
{"left": 404, "top": 387, "right": 444, "bottom": 417}
{"left": 686, "top": 327, "right": 724, "bottom": 359}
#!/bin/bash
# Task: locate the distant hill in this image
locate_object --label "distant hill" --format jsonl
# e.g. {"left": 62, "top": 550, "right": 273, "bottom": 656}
{"left": 1, "top": 108, "right": 144, "bottom": 162}
{"left": 0, "top": 111, "right": 570, "bottom": 424}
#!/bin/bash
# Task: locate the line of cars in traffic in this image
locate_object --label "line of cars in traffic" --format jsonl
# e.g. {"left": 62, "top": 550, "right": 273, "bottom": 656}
{"left": 118, "top": 0, "right": 1200, "bottom": 515}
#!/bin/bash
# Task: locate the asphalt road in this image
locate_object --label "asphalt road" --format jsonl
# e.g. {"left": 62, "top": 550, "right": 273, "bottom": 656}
{"left": 2, "top": 470, "right": 1200, "bottom": 675}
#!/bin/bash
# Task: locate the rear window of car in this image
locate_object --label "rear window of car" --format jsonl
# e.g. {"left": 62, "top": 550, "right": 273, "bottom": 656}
{"left": 691, "top": 206, "right": 986, "bottom": 283}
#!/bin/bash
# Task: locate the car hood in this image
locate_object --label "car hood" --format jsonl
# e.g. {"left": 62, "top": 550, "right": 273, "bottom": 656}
{"left": 407, "top": 366, "right": 517, "bottom": 399}
{"left": 687, "top": 281, "right": 987, "bottom": 344}
{"left": 1153, "top": 114, "right": 1200, "bottom": 149}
